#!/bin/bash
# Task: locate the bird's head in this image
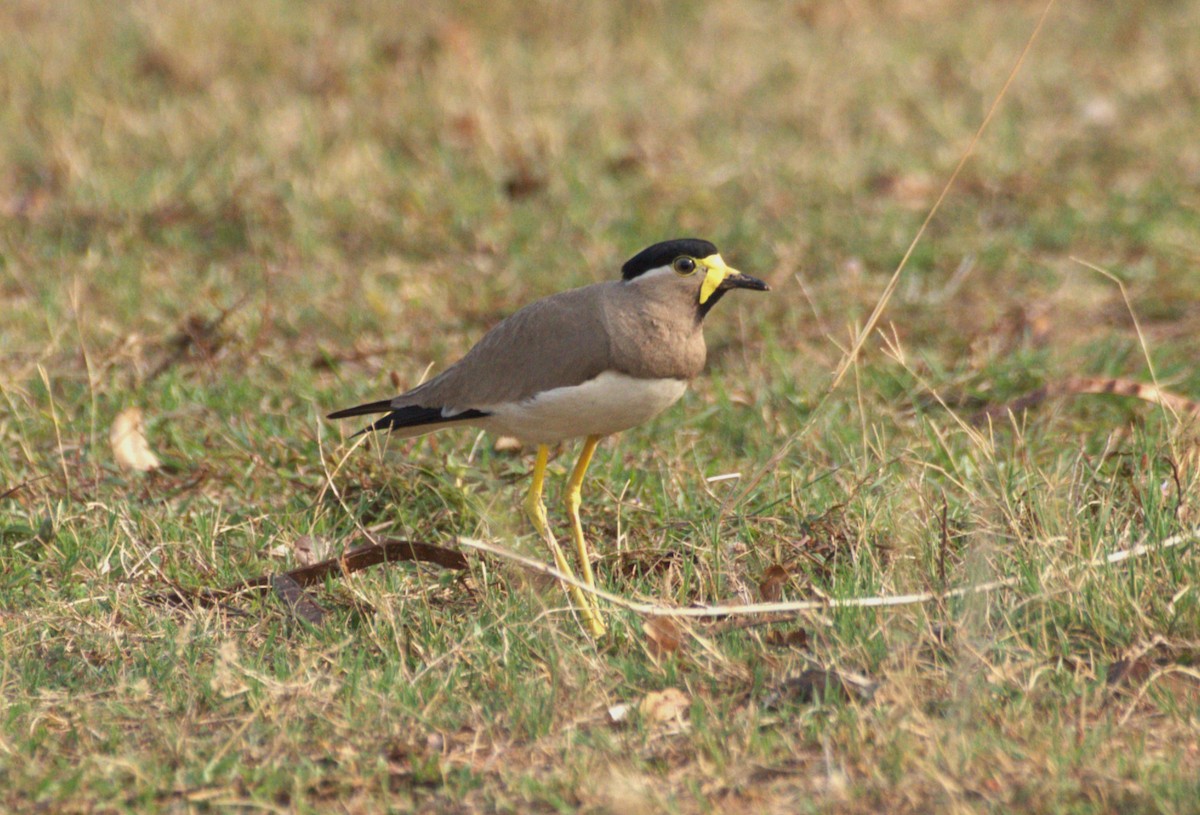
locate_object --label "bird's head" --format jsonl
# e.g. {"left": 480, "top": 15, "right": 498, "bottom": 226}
{"left": 621, "top": 238, "right": 769, "bottom": 318}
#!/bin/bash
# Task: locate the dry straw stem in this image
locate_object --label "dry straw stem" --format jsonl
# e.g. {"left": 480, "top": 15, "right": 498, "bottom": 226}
{"left": 457, "top": 525, "right": 1197, "bottom": 620}
{"left": 721, "top": 0, "right": 1060, "bottom": 519}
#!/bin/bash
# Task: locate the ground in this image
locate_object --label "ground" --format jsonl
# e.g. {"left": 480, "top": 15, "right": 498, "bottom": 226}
{"left": 2, "top": 1, "right": 1199, "bottom": 812}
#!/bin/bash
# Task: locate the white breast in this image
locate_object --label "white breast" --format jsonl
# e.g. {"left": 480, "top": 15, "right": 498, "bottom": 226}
{"left": 479, "top": 371, "right": 688, "bottom": 444}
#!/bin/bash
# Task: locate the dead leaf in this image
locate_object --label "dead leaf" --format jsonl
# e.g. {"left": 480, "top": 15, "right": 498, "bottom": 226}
{"left": 294, "top": 534, "right": 334, "bottom": 566}
{"left": 605, "top": 150, "right": 643, "bottom": 174}
{"left": 727, "top": 389, "right": 753, "bottom": 407}
{"left": 493, "top": 435, "right": 522, "bottom": 453}
{"left": 147, "top": 302, "right": 242, "bottom": 382}
{"left": 765, "top": 628, "right": 810, "bottom": 649}
{"left": 1105, "top": 638, "right": 1200, "bottom": 707}
{"left": 763, "top": 667, "right": 878, "bottom": 707}
{"left": 642, "top": 617, "right": 682, "bottom": 657}
{"left": 587, "top": 768, "right": 660, "bottom": 815}
{"left": 1107, "top": 656, "right": 1153, "bottom": 689}
{"left": 759, "top": 564, "right": 789, "bottom": 601}
{"left": 211, "top": 641, "right": 249, "bottom": 698}
{"left": 639, "top": 688, "right": 690, "bottom": 724}
{"left": 869, "top": 171, "right": 937, "bottom": 209}
{"left": 272, "top": 574, "right": 326, "bottom": 625}
{"left": 612, "top": 549, "right": 684, "bottom": 579}
{"left": 606, "top": 702, "right": 632, "bottom": 724}
{"left": 503, "top": 169, "right": 545, "bottom": 200}
{"left": 110, "top": 407, "right": 161, "bottom": 472}
{"left": 1080, "top": 95, "right": 1118, "bottom": 128}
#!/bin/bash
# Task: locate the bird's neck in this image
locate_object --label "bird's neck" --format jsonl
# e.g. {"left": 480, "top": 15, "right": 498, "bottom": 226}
{"left": 603, "top": 285, "right": 707, "bottom": 381}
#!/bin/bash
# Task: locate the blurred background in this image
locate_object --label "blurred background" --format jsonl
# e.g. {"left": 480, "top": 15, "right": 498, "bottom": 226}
{"left": 4, "top": 0, "right": 1197, "bottom": 410}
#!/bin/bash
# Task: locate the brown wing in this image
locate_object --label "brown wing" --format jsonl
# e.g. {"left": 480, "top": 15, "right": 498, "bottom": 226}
{"left": 395, "top": 282, "right": 616, "bottom": 410}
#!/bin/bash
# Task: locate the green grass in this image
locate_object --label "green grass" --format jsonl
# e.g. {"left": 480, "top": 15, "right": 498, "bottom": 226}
{"left": 4, "top": 1, "right": 1200, "bottom": 812}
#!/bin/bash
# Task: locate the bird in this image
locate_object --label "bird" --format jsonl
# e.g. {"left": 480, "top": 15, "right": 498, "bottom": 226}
{"left": 328, "top": 238, "right": 769, "bottom": 636}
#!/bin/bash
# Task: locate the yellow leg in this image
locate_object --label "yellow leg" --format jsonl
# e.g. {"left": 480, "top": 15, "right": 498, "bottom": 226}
{"left": 564, "top": 435, "right": 604, "bottom": 623}
{"left": 523, "top": 444, "right": 606, "bottom": 637}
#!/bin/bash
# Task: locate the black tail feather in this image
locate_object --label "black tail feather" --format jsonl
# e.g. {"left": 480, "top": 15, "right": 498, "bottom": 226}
{"left": 329, "top": 401, "right": 489, "bottom": 436}
{"left": 327, "top": 398, "right": 397, "bottom": 420}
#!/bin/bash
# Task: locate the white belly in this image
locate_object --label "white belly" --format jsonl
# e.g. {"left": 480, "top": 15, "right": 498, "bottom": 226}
{"left": 480, "top": 372, "right": 688, "bottom": 443}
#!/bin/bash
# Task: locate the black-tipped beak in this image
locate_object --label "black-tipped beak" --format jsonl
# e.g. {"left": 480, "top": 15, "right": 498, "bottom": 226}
{"left": 719, "top": 272, "right": 770, "bottom": 293}
{"left": 697, "top": 269, "right": 770, "bottom": 319}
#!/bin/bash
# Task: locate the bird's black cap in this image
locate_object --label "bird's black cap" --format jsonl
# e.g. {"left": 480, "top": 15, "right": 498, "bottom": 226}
{"left": 621, "top": 238, "right": 718, "bottom": 280}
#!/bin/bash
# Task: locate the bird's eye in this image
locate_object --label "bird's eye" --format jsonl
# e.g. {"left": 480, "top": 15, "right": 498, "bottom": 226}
{"left": 672, "top": 257, "right": 697, "bottom": 276}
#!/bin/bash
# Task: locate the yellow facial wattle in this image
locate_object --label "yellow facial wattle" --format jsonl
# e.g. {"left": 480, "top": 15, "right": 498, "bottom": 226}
{"left": 698, "top": 254, "right": 736, "bottom": 305}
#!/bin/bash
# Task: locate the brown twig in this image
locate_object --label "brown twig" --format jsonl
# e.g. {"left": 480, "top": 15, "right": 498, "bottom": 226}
{"left": 0, "top": 475, "right": 49, "bottom": 502}
{"left": 146, "top": 538, "right": 468, "bottom": 611}
{"left": 972, "top": 376, "right": 1200, "bottom": 426}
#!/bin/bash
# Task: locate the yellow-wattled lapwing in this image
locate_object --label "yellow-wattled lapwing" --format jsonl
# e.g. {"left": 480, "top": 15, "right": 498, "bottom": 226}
{"left": 329, "top": 238, "right": 768, "bottom": 636}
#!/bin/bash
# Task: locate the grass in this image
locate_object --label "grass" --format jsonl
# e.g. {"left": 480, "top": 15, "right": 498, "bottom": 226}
{"left": 3, "top": 0, "right": 1200, "bottom": 812}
